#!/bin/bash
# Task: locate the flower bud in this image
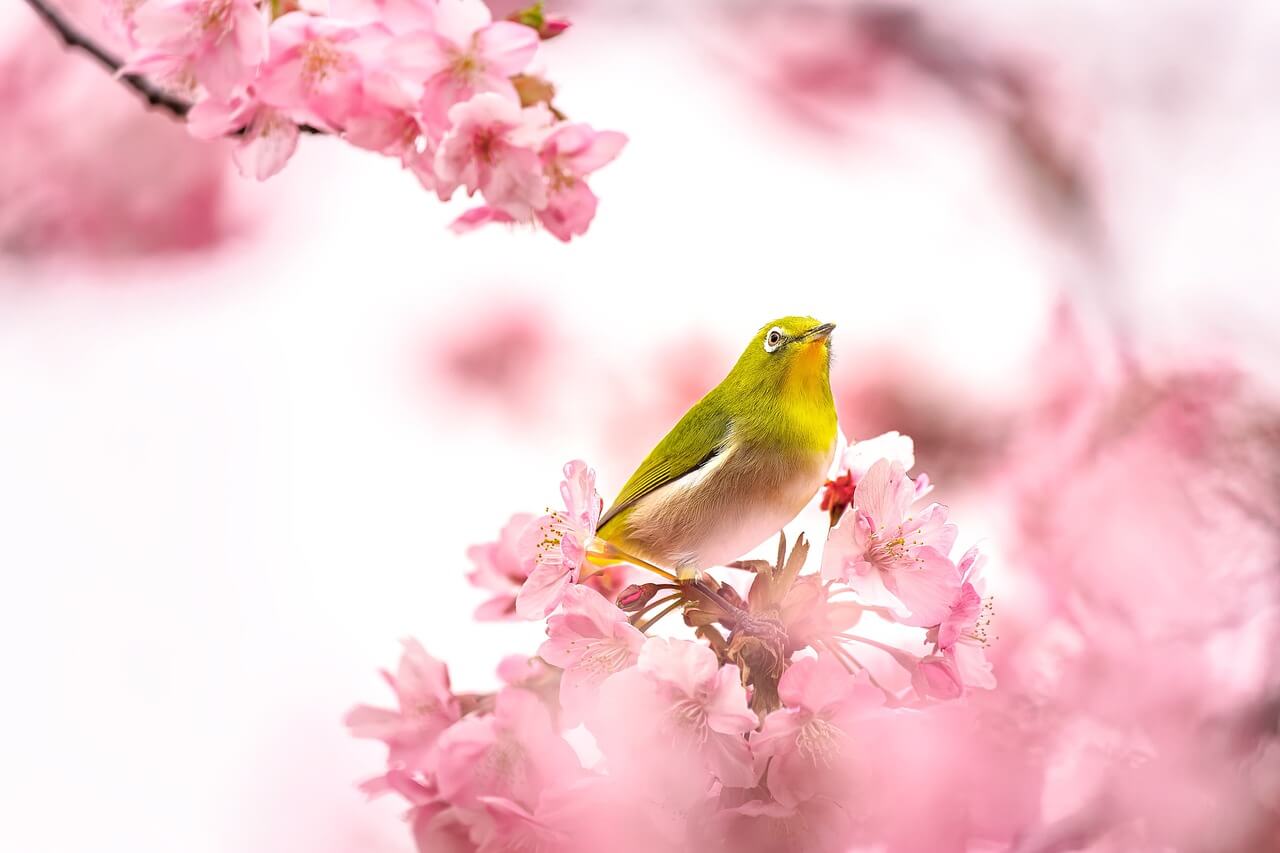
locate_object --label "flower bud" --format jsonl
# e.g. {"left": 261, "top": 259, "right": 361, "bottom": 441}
{"left": 617, "top": 583, "right": 659, "bottom": 612}
{"left": 820, "top": 470, "right": 857, "bottom": 524}
{"left": 538, "top": 17, "right": 571, "bottom": 40}
{"left": 507, "top": 4, "right": 572, "bottom": 40}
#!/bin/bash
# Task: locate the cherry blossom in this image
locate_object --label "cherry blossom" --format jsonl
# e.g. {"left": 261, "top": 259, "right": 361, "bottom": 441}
{"left": 921, "top": 546, "right": 995, "bottom": 693}
{"left": 533, "top": 121, "right": 628, "bottom": 241}
{"left": 187, "top": 90, "right": 299, "bottom": 180}
{"left": 590, "top": 638, "right": 757, "bottom": 800}
{"left": 94, "top": 0, "right": 625, "bottom": 238}
{"left": 751, "top": 654, "right": 883, "bottom": 807}
{"left": 516, "top": 459, "right": 602, "bottom": 619}
{"left": 538, "top": 584, "right": 645, "bottom": 723}
{"left": 254, "top": 12, "right": 380, "bottom": 131}
{"left": 433, "top": 687, "right": 581, "bottom": 811}
{"left": 466, "top": 513, "right": 535, "bottom": 620}
{"left": 433, "top": 93, "right": 550, "bottom": 212}
{"left": 821, "top": 458, "right": 960, "bottom": 626}
{"left": 124, "top": 0, "right": 266, "bottom": 96}
{"left": 389, "top": 0, "right": 539, "bottom": 131}
{"left": 707, "top": 796, "right": 852, "bottom": 853}
{"left": 344, "top": 638, "right": 461, "bottom": 769}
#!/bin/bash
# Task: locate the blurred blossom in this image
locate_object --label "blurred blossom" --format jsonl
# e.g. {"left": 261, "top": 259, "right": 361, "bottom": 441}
{"left": 600, "top": 335, "right": 731, "bottom": 477}
{"left": 981, "top": 307, "right": 1280, "bottom": 849}
{"left": 707, "top": 1, "right": 1099, "bottom": 241}
{"left": 832, "top": 351, "right": 1009, "bottom": 494}
{"left": 427, "top": 297, "right": 557, "bottom": 417}
{"left": 0, "top": 0, "right": 236, "bottom": 257}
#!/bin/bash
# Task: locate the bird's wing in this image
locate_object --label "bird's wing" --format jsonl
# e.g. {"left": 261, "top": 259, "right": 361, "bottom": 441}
{"left": 597, "top": 397, "right": 734, "bottom": 535}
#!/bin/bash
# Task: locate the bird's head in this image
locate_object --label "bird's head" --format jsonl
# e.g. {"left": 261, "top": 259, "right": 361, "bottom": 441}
{"left": 726, "top": 316, "right": 836, "bottom": 402}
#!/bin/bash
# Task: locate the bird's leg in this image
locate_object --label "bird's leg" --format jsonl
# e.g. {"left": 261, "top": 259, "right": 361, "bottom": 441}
{"left": 586, "top": 539, "right": 678, "bottom": 581}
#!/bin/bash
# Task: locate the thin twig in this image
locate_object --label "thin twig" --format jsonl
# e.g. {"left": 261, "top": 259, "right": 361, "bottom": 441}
{"left": 22, "top": 0, "right": 195, "bottom": 119}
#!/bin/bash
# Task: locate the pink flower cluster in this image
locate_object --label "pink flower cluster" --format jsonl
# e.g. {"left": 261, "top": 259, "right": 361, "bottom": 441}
{"left": 110, "top": 0, "right": 625, "bottom": 240}
{"left": 349, "top": 434, "right": 994, "bottom": 852}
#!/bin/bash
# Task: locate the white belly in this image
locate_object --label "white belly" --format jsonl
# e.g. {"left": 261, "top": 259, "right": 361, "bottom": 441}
{"left": 621, "top": 438, "right": 833, "bottom": 574}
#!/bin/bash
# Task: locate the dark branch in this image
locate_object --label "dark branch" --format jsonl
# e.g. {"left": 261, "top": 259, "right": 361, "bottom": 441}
{"left": 21, "top": 0, "right": 322, "bottom": 135}
{"left": 22, "top": 0, "right": 195, "bottom": 120}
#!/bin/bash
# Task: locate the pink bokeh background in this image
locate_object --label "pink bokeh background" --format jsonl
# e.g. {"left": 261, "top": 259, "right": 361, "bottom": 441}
{"left": 2, "top": 1, "right": 1279, "bottom": 851}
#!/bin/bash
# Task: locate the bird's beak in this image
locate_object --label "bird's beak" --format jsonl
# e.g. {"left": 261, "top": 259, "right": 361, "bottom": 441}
{"left": 803, "top": 322, "right": 836, "bottom": 342}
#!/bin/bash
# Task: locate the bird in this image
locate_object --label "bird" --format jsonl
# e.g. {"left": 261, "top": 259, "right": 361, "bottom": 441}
{"left": 594, "top": 316, "right": 838, "bottom": 580}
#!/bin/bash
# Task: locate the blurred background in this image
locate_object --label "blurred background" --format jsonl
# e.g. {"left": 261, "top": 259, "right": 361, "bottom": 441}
{"left": 2, "top": 0, "right": 1279, "bottom": 850}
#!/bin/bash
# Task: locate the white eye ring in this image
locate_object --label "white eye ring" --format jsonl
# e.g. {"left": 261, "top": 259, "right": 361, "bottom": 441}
{"left": 764, "top": 327, "right": 784, "bottom": 353}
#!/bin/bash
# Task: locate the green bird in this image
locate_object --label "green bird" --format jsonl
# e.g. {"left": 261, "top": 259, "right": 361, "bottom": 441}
{"left": 595, "top": 316, "right": 838, "bottom": 579}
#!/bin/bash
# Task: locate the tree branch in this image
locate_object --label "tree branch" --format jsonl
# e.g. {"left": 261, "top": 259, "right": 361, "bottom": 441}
{"left": 22, "top": 0, "right": 196, "bottom": 120}
{"left": 21, "top": 0, "right": 322, "bottom": 135}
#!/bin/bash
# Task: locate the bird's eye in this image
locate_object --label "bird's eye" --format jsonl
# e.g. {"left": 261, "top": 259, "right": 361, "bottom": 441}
{"left": 764, "top": 328, "right": 784, "bottom": 353}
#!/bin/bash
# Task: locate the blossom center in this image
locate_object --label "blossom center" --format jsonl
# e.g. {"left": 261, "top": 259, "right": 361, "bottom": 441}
{"left": 198, "top": 0, "right": 233, "bottom": 38}
{"left": 536, "top": 513, "right": 567, "bottom": 555}
{"left": 451, "top": 44, "right": 484, "bottom": 82}
{"left": 578, "top": 641, "right": 633, "bottom": 679}
{"left": 546, "top": 162, "right": 576, "bottom": 193}
{"left": 865, "top": 520, "right": 928, "bottom": 571}
{"left": 301, "top": 38, "right": 346, "bottom": 87}
{"left": 963, "top": 597, "right": 995, "bottom": 647}
{"left": 668, "top": 697, "right": 710, "bottom": 744}
{"left": 795, "top": 716, "right": 843, "bottom": 767}
{"left": 479, "top": 736, "right": 529, "bottom": 793}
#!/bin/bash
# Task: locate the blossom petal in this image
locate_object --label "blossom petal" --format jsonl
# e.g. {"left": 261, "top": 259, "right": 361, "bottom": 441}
{"left": 515, "top": 557, "right": 574, "bottom": 619}
{"left": 432, "top": 0, "right": 491, "bottom": 46}
{"left": 883, "top": 546, "right": 961, "bottom": 627}
{"left": 853, "top": 459, "right": 913, "bottom": 529}
{"left": 477, "top": 21, "right": 539, "bottom": 76}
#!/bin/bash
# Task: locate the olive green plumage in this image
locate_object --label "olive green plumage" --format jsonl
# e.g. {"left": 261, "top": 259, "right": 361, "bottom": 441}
{"left": 597, "top": 316, "right": 838, "bottom": 577}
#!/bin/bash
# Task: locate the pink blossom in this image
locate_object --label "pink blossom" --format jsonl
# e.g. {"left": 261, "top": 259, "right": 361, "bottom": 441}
{"left": 842, "top": 430, "right": 919, "bottom": 482}
{"left": 433, "top": 687, "right": 581, "bottom": 810}
{"left": 750, "top": 655, "right": 882, "bottom": 807}
{"left": 255, "top": 12, "right": 380, "bottom": 131}
{"left": 342, "top": 69, "right": 435, "bottom": 185}
{"left": 466, "top": 513, "right": 535, "bottom": 620}
{"left": 534, "top": 122, "right": 627, "bottom": 241}
{"left": 910, "top": 654, "right": 964, "bottom": 700}
{"left": 821, "top": 458, "right": 959, "bottom": 625}
{"left": 589, "top": 638, "right": 757, "bottom": 802}
{"left": 331, "top": 0, "right": 436, "bottom": 35}
{"left": 1, "top": 5, "right": 236, "bottom": 257}
{"left": 539, "top": 584, "right": 645, "bottom": 723}
{"left": 434, "top": 93, "right": 550, "bottom": 212}
{"left": 516, "top": 460, "right": 602, "bottom": 619}
{"left": 823, "top": 431, "right": 922, "bottom": 518}
{"left": 389, "top": 0, "right": 539, "bottom": 131}
{"left": 410, "top": 801, "right": 476, "bottom": 853}
{"left": 926, "top": 546, "right": 995, "bottom": 692}
{"left": 449, "top": 204, "right": 518, "bottom": 233}
{"left": 472, "top": 777, "right": 638, "bottom": 853}
{"left": 344, "top": 638, "right": 461, "bottom": 769}
{"left": 124, "top": 0, "right": 267, "bottom": 97}
{"left": 706, "top": 796, "right": 853, "bottom": 853}
{"left": 187, "top": 91, "right": 299, "bottom": 180}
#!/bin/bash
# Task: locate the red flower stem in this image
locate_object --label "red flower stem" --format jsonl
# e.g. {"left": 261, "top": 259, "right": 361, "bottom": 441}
{"left": 627, "top": 593, "right": 684, "bottom": 625}
{"left": 636, "top": 598, "right": 684, "bottom": 634}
